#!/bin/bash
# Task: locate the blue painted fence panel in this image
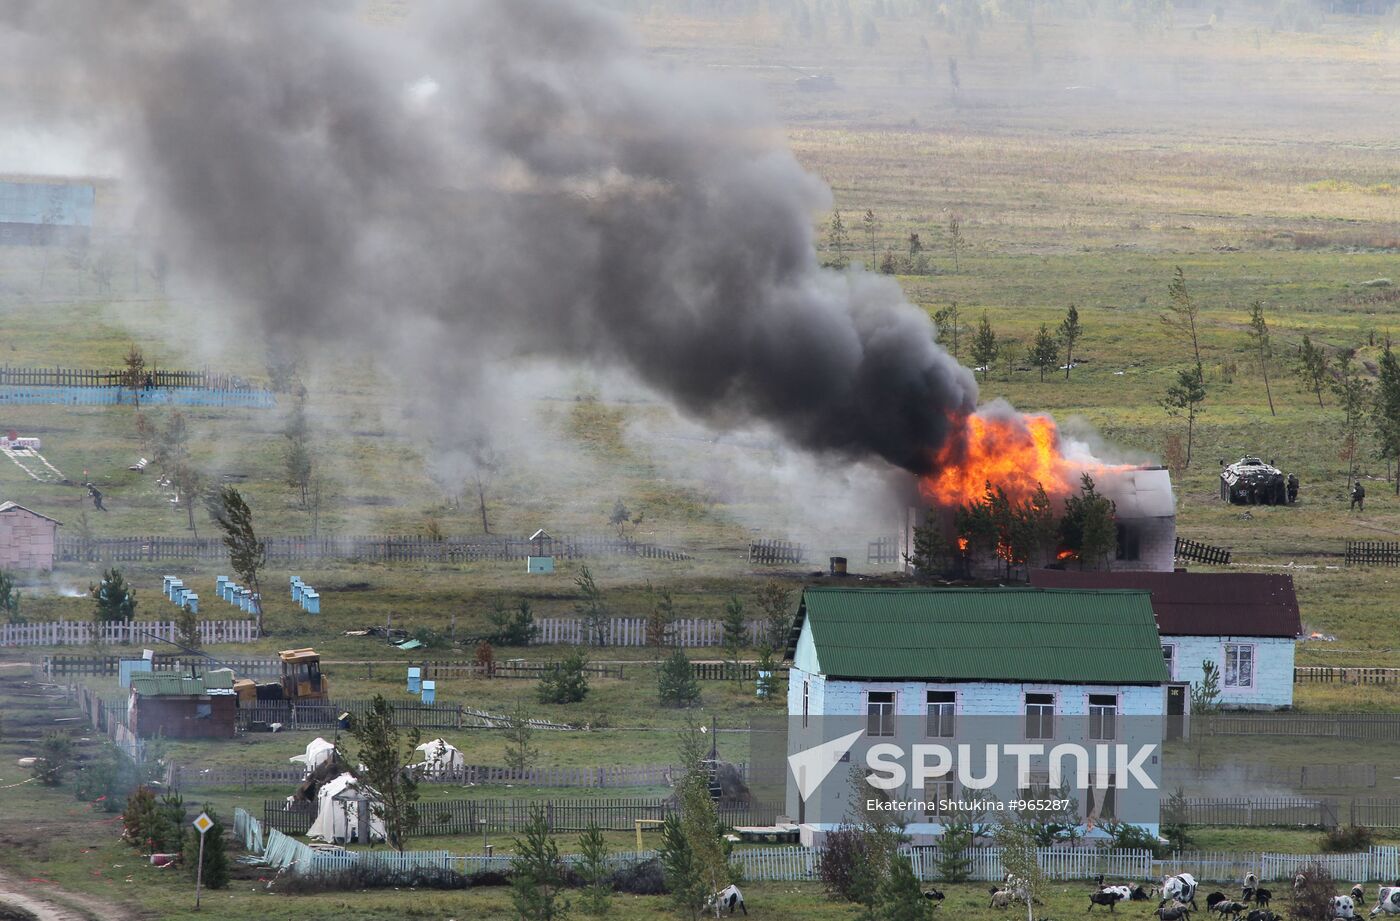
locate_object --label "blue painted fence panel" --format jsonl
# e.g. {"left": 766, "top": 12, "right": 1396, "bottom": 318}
{"left": 0, "top": 385, "right": 275, "bottom": 408}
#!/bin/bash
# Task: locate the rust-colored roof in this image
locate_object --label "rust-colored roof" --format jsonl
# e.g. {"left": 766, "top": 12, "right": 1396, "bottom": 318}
{"left": 1029, "top": 570, "right": 1302, "bottom": 638}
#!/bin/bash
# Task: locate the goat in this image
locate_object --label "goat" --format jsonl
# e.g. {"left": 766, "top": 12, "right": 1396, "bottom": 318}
{"left": 1369, "top": 888, "right": 1400, "bottom": 917}
{"left": 991, "top": 889, "right": 1015, "bottom": 909}
{"left": 1296, "top": 876, "right": 1308, "bottom": 896}
{"left": 1332, "top": 896, "right": 1357, "bottom": 920}
{"left": 1247, "top": 911, "right": 1281, "bottom": 921}
{"left": 1164, "top": 875, "right": 1200, "bottom": 911}
{"left": 1157, "top": 902, "right": 1192, "bottom": 921}
{"left": 1353, "top": 886, "right": 1366, "bottom": 907}
{"left": 1245, "top": 875, "right": 1259, "bottom": 892}
{"left": 1207, "top": 894, "right": 1228, "bottom": 911}
{"left": 1214, "top": 901, "right": 1248, "bottom": 920}
{"left": 924, "top": 888, "right": 945, "bottom": 902}
{"left": 1254, "top": 889, "right": 1272, "bottom": 908}
{"left": 709, "top": 885, "right": 746, "bottom": 917}
{"left": 1089, "top": 892, "right": 1125, "bottom": 913}
{"left": 1244, "top": 889, "right": 1257, "bottom": 906}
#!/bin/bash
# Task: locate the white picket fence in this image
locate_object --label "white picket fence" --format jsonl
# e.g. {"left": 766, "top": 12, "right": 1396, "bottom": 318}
{"left": 0, "top": 618, "right": 257, "bottom": 647}
{"left": 534, "top": 616, "right": 766, "bottom": 647}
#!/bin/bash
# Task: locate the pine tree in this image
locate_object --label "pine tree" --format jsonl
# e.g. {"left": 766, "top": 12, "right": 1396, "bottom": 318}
{"left": 204, "top": 486, "right": 266, "bottom": 636}
{"left": 1297, "top": 335, "right": 1330, "bottom": 408}
{"left": 1028, "top": 324, "right": 1059, "bottom": 382}
{"left": 577, "top": 823, "right": 612, "bottom": 916}
{"left": 0, "top": 569, "right": 21, "bottom": 624}
{"left": 1060, "top": 474, "right": 1117, "bottom": 570}
{"left": 934, "top": 820, "right": 973, "bottom": 883}
{"left": 827, "top": 209, "right": 850, "bottom": 269}
{"left": 176, "top": 605, "right": 200, "bottom": 649}
{"left": 877, "top": 855, "right": 935, "bottom": 921}
{"left": 90, "top": 568, "right": 137, "bottom": 625}
{"left": 947, "top": 214, "right": 965, "bottom": 273}
{"left": 503, "top": 703, "right": 539, "bottom": 771}
{"left": 1059, "top": 304, "right": 1082, "bottom": 380}
{"left": 1247, "top": 301, "right": 1276, "bottom": 416}
{"left": 573, "top": 565, "right": 607, "bottom": 646}
{"left": 122, "top": 345, "right": 147, "bottom": 407}
{"left": 283, "top": 393, "right": 314, "bottom": 509}
{"left": 1332, "top": 350, "right": 1372, "bottom": 490}
{"left": 720, "top": 595, "right": 747, "bottom": 681}
{"left": 971, "top": 312, "right": 998, "bottom": 381}
{"left": 1161, "top": 364, "right": 1207, "bottom": 468}
{"left": 662, "top": 731, "right": 732, "bottom": 920}
{"left": 933, "top": 302, "right": 963, "bottom": 359}
{"left": 33, "top": 731, "right": 72, "bottom": 786}
{"left": 1374, "top": 344, "right": 1400, "bottom": 495}
{"left": 185, "top": 805, "right": 229, "bottom": 890}
{"left": 862, "top": 209, "right": 878, "bottom": 267}
{"left": 753, "top": 580, "right": 794, "bottom": 653}
{"left": 511, "top": 804, "right": 569, "bottom": 921}
{"left": 658, "top": 647, "right": 701, "bottom": 708}
{"left": 646, "top": 583, "right": 676, "bottom": 647}
{"left": 348, "top": 695, "right": 420, "bottom": 851}
{"left": 1162, "top": 267, "right": 1203, "bottom": 366}
{"left": 537, "top": 648, "right": 590, "bottom": 704}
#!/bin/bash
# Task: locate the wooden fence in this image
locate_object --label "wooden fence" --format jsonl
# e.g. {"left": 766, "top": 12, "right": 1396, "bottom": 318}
{"left": 1180, "top": 796, "right": 1340, "bottom": 827}
{"left": 1296, "top": 666, "right": 1400, "bottom": 685}
{"left": 1197, "top": 712, "right": 1400, "bottom": 742}
{"left": 2, "top": 618, "right": 257, "bottom": 648}
{"left": 56, "top": 533, "right": 690, "bottom": 564}
{"left": 1175, "top": 537, "right": 1232, "bottom": 566}
{"left": 0, "top": 365, "right": 263, "bottom": 390}
{"left": 69, "top": 684, "right": 145, "bottom": 764}
{"left": 44, "top": 653, "right": 278, "bottom": 679}
{"left": 748, "top": 539, "right": 804, "bottom": 565}
{"left": 534, "top": 616, "right": 764, "bottom": 648}
{"left": 1162, "top": 762, "right": 1376, "bottom": 790}
{"left": 1346, "top": 541, "right": 1400, "bottom": 566}
{"left": 235, "top": 699, "right": 574, "bottom": 733}
{"left": 417, "top": 660, "right": 625, "bottom": 680}
{"left": 262, "top": 797, "right": 772, "bottom": 837}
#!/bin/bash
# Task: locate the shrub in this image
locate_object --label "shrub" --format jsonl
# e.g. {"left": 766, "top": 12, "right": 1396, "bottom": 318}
{"left": 1290, "top": 863, "right": 1337, "bottom": 921}
{"left": 537, "top": 648, "right": 590, "bottom": 704}
{"left": 1320, "top": 825, "right": 1374, "bottom": 853}
{"left": 657, "top": 647, "right": 700, "bottom": 708}
{"left": 32, "top": 731, "right": 72, "bottom": 786}
{"left": 816, "top": 825, "right": 879, "bottom": 903}
{"left": 1105, "top": 821, "right": 1170, "bottom": 858}
{"left": 183, "top": 805, "right": 229, "bottom": 890}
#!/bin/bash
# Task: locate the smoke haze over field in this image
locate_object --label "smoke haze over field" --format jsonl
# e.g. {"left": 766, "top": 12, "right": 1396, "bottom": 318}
{"left": 0, "top": 0, "right": 978, "bottom": 478}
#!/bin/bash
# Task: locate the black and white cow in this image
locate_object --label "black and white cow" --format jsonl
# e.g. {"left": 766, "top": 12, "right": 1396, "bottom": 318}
{"left": 924, "top": 887, "right": 945, "bottom": 902}
{"left": 710, "top": 885, "right": 747, "bottom": 917}
{"left": 1332, "top": 896, "right": 1357, "bottom": 920}
{"left": 1089, "top": 891, "right": 1125, "bottom": 912}
{"left": 1163, "top": 875, "right": 1200, "bottom": 911}
{"left": 1368, "top": 887, "right": 1400, "bottom": 917}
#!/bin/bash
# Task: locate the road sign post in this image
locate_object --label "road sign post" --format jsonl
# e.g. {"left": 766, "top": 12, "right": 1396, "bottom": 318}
{"left": 192, "top": 811, "right": 214, "bottom": 910}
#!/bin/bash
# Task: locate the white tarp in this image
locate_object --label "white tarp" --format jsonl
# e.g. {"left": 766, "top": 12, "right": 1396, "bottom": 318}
{"left": 290, "top": 737, "right": 337, "bottom": 777}
{"left": 305, "top": 773, "right": 386, "bottom": 844}
{"left": 412, "top": 738, "right": 465, "bottom": 777}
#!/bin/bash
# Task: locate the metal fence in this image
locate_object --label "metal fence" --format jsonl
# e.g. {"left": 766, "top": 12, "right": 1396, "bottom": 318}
{"left": 3, "top": 618, "right": 257, "bottom": 648}
{"left": 56, "top": 533, "right": 689, "bottom": 564}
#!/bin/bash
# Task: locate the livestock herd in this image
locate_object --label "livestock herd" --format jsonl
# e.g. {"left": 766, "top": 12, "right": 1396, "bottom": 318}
{"left": 1073, "top": 872, "right": 1400, "bottom": 921}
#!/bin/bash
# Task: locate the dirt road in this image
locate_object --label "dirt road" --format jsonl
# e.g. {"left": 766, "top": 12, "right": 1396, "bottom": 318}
{"left": 0, "top": 868, "right": 133, "bottom": 920}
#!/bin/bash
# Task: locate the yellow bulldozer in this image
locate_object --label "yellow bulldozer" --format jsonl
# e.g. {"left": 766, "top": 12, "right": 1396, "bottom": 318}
{"left": 235, "top": 648, "right": 330, "bottom": 704}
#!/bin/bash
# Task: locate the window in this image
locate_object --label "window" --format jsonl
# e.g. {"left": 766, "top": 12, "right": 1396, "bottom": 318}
{"left": 1086, "top": 774, "right": 1116, "bottom": 822}
{"left": 1025, "top": 692, "right": 1054, "bottom": 740}
{"left": 926, "top": 690, "right": 955, "bottom": 738}
{"left": 924, "top": 779, "right": 955, "bottom": 819}
{"left": 1162, "top": 644, "right": 1175, "bottom": 680}
{"left": 1089, "top": 694, "right": 1117, "bottom": 741}
{"left": 802, "top": 678, "right": 810, "bottom": 728}
{"left": 1224, "top": 644, "right": 1255, "bottom": 688}
{"left": 1115, "top": 523, "right": 1140, "bottom": 561}
{"left": 867, "top": 691, "right": 895, "bottom": 737}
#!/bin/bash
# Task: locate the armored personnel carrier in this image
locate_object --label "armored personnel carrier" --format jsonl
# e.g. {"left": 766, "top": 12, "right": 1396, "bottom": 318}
{"left": 1220, "top": 456, "right": 1292, "bottom": 505}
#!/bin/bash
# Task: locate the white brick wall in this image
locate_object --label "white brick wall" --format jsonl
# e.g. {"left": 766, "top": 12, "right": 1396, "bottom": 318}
{"left": 1163, "top": 634, "right": 1294, "bottom": 709}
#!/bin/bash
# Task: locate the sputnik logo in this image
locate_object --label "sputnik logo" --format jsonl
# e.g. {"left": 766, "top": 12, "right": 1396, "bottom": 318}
{"left": 787, "top": 729, "right": 865, "bottom": 801}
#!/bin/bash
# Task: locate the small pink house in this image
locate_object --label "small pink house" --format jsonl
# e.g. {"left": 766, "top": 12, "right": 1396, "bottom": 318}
{"left": 0, "top": 502, "right": 60, "bottom": 571}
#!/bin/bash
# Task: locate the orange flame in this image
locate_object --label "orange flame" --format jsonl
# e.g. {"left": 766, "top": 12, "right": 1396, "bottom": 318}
{"left": 920, "top": 413, "right": 1076, "bottom": 508}
{"left": 1056, "top": 549, "right": 1076, "bottom": 561}
{"left": 956, "top": 537, "right": 969, "bottom": 552}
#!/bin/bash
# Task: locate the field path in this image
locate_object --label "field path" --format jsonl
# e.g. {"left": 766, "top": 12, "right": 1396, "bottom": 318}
{"left": 0, "top": 870, "right": 133, "bottom": 921}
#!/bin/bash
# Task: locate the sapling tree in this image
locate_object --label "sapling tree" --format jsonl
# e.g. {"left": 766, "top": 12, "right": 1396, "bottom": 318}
{"left": 204, "top": 486, "right": 266, "bottom": 636}
{"left": 348, "top": 694, "right": 420, "bottom": 851}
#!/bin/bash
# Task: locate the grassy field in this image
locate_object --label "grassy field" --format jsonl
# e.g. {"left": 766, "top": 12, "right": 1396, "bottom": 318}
{"left": 4, "top": 2, "right": 1400, "bottom": 917}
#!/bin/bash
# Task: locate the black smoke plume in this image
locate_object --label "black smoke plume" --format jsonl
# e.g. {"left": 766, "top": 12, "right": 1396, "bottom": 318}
{"left": 0, "top": 0, "right": 978, "bottom": 473}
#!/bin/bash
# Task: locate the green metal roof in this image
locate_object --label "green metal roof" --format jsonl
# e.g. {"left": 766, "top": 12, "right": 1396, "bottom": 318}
{"left": 796, "top": 587, "right": 1168, "bottom": 685}
{"left": 130, "top": 668, "right": 235, "bottom": 697}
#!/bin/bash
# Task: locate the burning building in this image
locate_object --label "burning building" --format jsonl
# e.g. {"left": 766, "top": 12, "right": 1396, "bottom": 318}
{"left": 901, "top": 413, "right": 1177, "bottom": 576}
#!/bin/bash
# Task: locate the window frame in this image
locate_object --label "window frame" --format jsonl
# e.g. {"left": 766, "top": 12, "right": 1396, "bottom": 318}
{"left": 1088, "top": 693, "right": 1118, "bottom": 741}
{"left": 923, "top": 778, "right": 956, "bottom": 820}
{"left": 866, "top": 689, "right": 897, "bottom": 738}
{"left": 1223, "top": 643, "right": 1256, "bottom": 689}
{"left": 926, "top": 689, "right": 956, "bottom": 738}
{"left": 802, "top": 677, "right": 810, "bottom": 729}
{"left": 1161, "top": 644, "right": 1176, "bottom": 681}
{"left": 1024, "top": 691, "right": 1055, "bottom": 741}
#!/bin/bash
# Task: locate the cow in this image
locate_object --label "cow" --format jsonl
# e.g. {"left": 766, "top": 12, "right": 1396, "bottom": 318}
{"left": 1368, "top": 888, "right": 1400, "bottom": 917}
{"left": 1332, "top": 896, "right": 1357, "bottom": 920}
{"left": 1164, "top": 875, "right": 1200, "bottom": 911}
{"left": 1089, "top": 891, "right": 1125, "bottom": 912}
{"left": 710, "top": 885, "right": 746, "bottom": 917}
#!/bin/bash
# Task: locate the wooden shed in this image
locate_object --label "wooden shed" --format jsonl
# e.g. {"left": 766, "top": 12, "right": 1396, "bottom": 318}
{"left": 0, "top": 501, "right": 60, "bottom": 571}
{"left": 129, "top": 669, "right": 238, "bottom": 739}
